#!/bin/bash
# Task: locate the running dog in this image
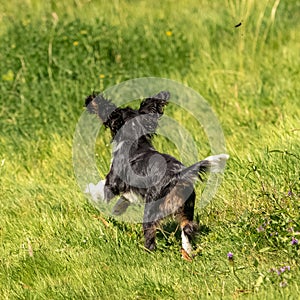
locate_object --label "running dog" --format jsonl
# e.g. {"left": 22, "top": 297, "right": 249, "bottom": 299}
{"left": 85, "top": 91, "right": 229, "bottom": 255}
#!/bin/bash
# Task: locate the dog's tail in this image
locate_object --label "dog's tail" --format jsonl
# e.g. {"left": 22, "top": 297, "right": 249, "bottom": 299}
{"left": 179, "top": 154, "right": 229, "bottom": 183}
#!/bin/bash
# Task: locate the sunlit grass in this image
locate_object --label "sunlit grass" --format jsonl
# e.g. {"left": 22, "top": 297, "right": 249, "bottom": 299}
{"left": 0, "top": 0, "right": 299, "bottom": 299}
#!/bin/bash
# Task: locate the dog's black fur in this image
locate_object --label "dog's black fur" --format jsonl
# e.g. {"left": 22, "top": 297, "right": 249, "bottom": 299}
{"left": 85, "top": 91, "right": 216, "bottom": 252}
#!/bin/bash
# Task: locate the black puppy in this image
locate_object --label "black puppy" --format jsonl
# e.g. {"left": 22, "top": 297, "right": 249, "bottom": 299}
{"left": 85, "top": 91, "right": 228, "bottom": 255}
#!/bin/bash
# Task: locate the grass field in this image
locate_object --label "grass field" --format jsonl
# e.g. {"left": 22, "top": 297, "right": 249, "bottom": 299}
{"left": 1, "top": 0, "right": 300, "bottom": 299}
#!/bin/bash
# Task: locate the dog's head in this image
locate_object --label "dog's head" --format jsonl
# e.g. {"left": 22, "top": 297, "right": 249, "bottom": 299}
{"left": 138, "top": 91, "right": 170, "bottom": 115}
{"left": 85, "top": 91, "right": 170, "bottom": 140}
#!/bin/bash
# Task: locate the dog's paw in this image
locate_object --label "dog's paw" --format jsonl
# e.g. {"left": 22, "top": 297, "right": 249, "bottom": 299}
{"left": 144, "top": 241, "right": 156, "bottom": 252}
{"left": 112, "top": 197, "right": 131, "bottom": 215}
{"left": 180, "top": 248, "right": 193, "bottom": 262}
{"left": 181, "top": 222, "right": 198, "bottom": 255}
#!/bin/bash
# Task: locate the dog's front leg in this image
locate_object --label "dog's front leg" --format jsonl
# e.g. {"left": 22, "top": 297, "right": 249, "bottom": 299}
{"left": 103, "top": 184, "right": 117, "bottom": 202}
{"left": 103, "top": 168, "right": 124, "bottom": 202}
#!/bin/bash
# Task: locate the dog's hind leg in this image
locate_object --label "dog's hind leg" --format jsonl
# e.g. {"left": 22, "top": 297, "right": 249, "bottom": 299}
{"left": 142, "top": 199, "right": 162, "bottom": 251}
{"left": 143, "top": 221, "right": 158, "bottom": 251}
{"left": 176, "top": 189, "right": 198, "bottom": 255}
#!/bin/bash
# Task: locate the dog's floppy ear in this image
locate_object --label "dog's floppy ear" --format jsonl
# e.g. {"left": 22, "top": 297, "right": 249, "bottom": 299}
{"left": 139, "top": 91, "right": 170, "bottom": 115}
{"left": 85, "top": 93, "right": 117, "bottom": 123}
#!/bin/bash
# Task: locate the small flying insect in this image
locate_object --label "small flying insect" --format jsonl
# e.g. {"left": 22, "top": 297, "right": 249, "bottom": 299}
{"left": 235, "top": 22, "right": 242, "bottom": 28}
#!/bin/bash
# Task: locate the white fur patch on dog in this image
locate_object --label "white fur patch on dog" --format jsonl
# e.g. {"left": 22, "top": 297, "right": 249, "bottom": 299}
{"left": 181, "top": 230, "right": 192, "bottom": 255}
{"left": 204, "top": 153, "right": 229, "bottom": 172}
{"left": 123, "top": 191, "right": 142, "bottom": 204}
{"left": 85, "top": 180, "right": 105, "bottom": 201}
{"left": 85, "top": 181, "right": 142, "bottom": 204}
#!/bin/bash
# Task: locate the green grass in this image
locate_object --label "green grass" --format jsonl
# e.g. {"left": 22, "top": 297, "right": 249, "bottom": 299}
{"left": 1, "top": 0, "right": 299, "bottom": 299}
